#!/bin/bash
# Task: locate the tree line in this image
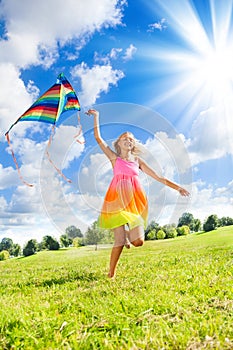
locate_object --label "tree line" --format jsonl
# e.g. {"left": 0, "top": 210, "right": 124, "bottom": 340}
{"left": 0, "top": 212, "right": 233, "bottom": 260}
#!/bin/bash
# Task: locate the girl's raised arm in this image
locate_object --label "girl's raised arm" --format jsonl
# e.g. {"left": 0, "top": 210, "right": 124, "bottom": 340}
{"left": 86, "top": 109, "right": 117, "bottom": 163}
{"left": 138, "top": 157, "right": 190, "bottom": 197}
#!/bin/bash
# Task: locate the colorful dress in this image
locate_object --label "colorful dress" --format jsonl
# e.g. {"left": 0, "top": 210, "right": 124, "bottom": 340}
{"left": 98, "top": 157, "right": 148, "bottom": 230}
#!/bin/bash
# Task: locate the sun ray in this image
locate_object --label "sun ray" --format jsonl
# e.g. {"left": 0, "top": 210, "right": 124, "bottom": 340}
{"left": 140, "top": 0, "right": 233, "bottom": 137}
{"left": 155, "top": 0, "right": 212, "bottom": 54}
{"left": 210, "top": 0, "right": 233, "bottom": 48}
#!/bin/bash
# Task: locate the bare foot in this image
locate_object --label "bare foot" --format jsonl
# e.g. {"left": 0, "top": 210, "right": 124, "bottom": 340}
{"left": 108, "top": 271, "right": 115, "bottom": 278}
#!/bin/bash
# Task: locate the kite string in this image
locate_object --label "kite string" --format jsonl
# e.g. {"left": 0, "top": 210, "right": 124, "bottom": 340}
{"left": 5, "top": 116, "right": 83, "bottom": 187}
{"left": 46, "top": 125, "right": 72, "bottom": 183}
{"left": 5, "top": 132, "right": 33, "bottom": 187}
{"left": 74, "top": 112, "right": 85, "bottom": 144}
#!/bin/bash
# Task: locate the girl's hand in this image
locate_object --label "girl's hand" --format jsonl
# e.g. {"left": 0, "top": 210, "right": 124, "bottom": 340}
{"left": 178, "top": 187, "right": 190, "bottom": 197}
{"left": 85, "top": 109, "right": 99, "bottom": 117}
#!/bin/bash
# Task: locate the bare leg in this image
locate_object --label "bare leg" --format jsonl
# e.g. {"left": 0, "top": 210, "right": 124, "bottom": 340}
{"left": 108, "top": 246, "right": 124, "bottom": 278}
{"left": 128, "top": 226, "right": 144, "bottom": 247}
{"left": 108, "top": 226, "right": 125, "bottom": 278}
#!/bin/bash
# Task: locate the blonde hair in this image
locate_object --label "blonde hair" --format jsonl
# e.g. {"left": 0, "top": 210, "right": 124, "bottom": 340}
{"left": 113, "top": 132, "right": 142, "bottom": 156}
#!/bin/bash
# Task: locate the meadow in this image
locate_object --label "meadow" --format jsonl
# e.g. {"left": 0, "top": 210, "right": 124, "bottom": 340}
{"left": 0, "top": 227, "right": 233, "bottom": 349}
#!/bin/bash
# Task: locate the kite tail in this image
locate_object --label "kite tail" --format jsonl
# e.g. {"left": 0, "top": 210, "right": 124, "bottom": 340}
{"left": 5, "top": 132, "right": 33, "bottom": 187}
{"left": 74, "top": 113, "right": 85, "bottom": 144}
{"left": 46, "top": 125, "right": 72, "bottom": 183}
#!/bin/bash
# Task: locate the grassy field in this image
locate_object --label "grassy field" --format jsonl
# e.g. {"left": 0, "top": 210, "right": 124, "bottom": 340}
{"left": 0, "top": 227, "right": 233, "bottom": 349}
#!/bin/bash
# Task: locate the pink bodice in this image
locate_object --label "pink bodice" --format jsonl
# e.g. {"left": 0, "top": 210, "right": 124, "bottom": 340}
{"left": 113, "top": 157, "right": 139, "bottom": 177}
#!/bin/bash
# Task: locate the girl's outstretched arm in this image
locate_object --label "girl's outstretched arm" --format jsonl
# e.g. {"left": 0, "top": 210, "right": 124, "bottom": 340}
{"left": 138, "top": 157, "right": 190, "bottom": 197}
{"left": 86, "top": 109, "right": 117, "bottom": 164}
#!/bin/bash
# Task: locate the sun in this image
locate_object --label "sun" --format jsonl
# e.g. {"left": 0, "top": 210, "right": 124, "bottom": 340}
{"left": 143, "top": 0, "right": 233, "bottom": 128}
{"left": 193, "top": 46, "right": 233, "bottom": 102}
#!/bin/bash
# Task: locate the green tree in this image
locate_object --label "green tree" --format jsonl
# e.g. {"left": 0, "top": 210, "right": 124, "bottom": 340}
{"left": 219, "top": 216, "right": 233, "bottom": 227}
{"left": 23, "top": 239, "right": 38, "bottom": 257}
{"left": 163, "top": 224, "right": 177, "bottom": 238}
{"left": 203, "top": 214, "right": 218, "bottom": 232}
{"left": 178, "top": 213, "right": 194, "bottom": 228}
{"left": 41, "top": 235, "right": 60, "bottom": 250}
{"left": 0, "top": 237, "right": 14, "bottom": 252}
{"left": 192, "top": 218, "right": 202, "bottom": 232}
{"left": 145, "top": 221, "right": 160, "bottom": 240}
{"left": 10, "top": 243, "right": 21, "bottom": 257}
{"left": 60, "top": 234, "right": 72, "bottom": 248}
{"left": 0, "top": 250, "right": 10, "bottom": 261}
{"left": 177, "top": 225, "right": 190, "bottom": 236}
{"left": 85, "top": 221, "right": 104, "bottom": 250}
{"left": 73, "top": 237, "right": 85, "bottom": 247}
{"left": 225, "top": 217, "right": 233, "bottom": 226}
{"left": 166, "top": 228, "right": 177, "bottom": 239}
{"left": 65, "top": 225, "right": 83, "bottom": 239}
{"left": 147, "top": 229, "right": 157, "bottom": 240}
{"left": 156, "top": 229, "right": 166, "bottom": 240}
{"left": 100, "top": 229, "right": 114, "bottom": 244}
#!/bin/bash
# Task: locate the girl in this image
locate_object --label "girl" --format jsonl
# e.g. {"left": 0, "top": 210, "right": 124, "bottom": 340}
{"left": 86, "top": 109, "right": 190, "bottom": 278}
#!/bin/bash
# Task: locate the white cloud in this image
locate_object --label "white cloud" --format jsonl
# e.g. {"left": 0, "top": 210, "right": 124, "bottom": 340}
{"left": 78, "top": 152, "right": 113, "bottom": 195}
{"left": 45, "top": 125, "right": 85, "bottom": 169}
{"left": 0, "top": 63, "right": 38, "bottom": 137}
{"left": 0, "top": 196, "right": 8, "bottom": 216}
{"left": 110, "top": 48, "right": 123, "bottom": 60}
{"left": 3, "top": 136, "right": 47, "bottom": 187}
{"left": 144, "top": 177, "right": 233, "bottom": 226}
{"left": 139, "top": 136, "right": 192, "bottom": 225}
{"left": 0, "top": 164, "right": 19, "bottom": 189}
{"left": 132, "top": 118, "right": 233, "bottom": 224}
{"left": 94, "top": 48, "right": 123, "bottom": 64}
{"left": 94, "top": 45, "right": 137, "bottom": 64}
{"left": 8, "top": 185, "right": 43, "bottom": 214}
{"left": 144, "top": 131, "right": 192, "bottom": 178}
{"left": 39, "top": 171, "right": 92, "bottom": 235}
{"left": 0, "top": 180, "right": 58, "bottom": 246}
{"left": 188, "top": 180, "right": 233, "bottom": 222}
{"left": 0, "top": 223, "right": 60, "bottom": 247}
{"left": 1, "top": 111, "right": 86, "bottom": 243}
{"left": 148, "top": 18, "right": 167, "bottom": 32}
{"left": 71, "top": 62, "right": 124, "bottom": 106}
{"left": 14, "top": 125, "right": 83, "bottom": 181}
{"left": 0, "top": 0, "right": 125, "bottom": 68}
{"left": 188, "top": 105, "right": 233, "bottom": 165}
{"left": 0, "top": 164, "right": 92, "bottom": 245}
{"left": 123, "top": 44, "right": 137, "bottom": 61}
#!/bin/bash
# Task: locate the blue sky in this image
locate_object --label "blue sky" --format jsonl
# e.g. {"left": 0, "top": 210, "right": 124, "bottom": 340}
{"left": 0, "top": 0, "right": 232, "bottom": 245}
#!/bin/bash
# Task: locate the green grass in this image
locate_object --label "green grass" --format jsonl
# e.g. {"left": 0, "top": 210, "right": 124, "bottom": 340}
{"left": 1, "top": 227, "right": 233, "bottom": 349}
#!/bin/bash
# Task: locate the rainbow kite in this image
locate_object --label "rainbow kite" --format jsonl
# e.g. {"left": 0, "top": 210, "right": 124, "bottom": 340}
{"left": 5, "top": 73, "right": 82, "bottom": 186}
